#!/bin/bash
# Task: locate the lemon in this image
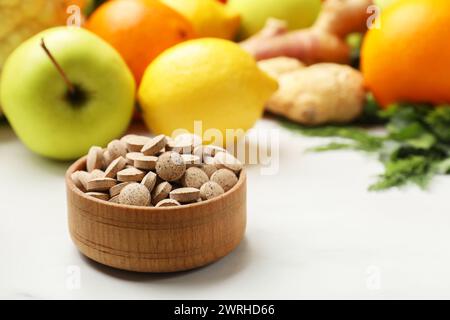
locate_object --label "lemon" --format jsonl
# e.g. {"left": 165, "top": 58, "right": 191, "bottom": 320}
{"left": 138, "top": 38, "right": 278, "bottom": 140}
{"left": 160, "top": 0, "right": 240, "bottom": 39}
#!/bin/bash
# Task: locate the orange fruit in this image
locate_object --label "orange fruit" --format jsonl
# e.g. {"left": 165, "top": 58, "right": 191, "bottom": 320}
{"left": 86, "top": 0, "right": 195, "bottom": 84}
{"left": 361, "top": 0, "right": 450, "bottom": 107}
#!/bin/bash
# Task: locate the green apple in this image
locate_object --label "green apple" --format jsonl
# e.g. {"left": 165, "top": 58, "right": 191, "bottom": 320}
{"left": 228, "top": 0, "right": 322, "bottom": 40}
{"left": 0, "top": 27, "right": 135, "bottom": 160}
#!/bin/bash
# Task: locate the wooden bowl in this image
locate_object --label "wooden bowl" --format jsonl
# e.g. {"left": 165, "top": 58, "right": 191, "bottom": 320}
{"left": 65, "top": 157, "right": 247, "bottom": 273}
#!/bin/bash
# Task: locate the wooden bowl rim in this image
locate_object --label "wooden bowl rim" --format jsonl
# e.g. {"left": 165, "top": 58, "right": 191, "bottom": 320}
{"left": 65, "top": 156, "right": 246, "bottom": 212}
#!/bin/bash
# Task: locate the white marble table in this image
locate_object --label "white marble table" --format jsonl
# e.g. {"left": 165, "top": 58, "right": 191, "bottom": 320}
{"left": 1, "top": 118, "right": 450, "bottom": 300}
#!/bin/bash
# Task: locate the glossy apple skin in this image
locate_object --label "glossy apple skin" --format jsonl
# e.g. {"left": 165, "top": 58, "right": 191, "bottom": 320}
{"left": 228, "top": 0, "right": 321, "bottom": 39}
{"left": 0, "top": 27, "right": 135, "bottom": 160}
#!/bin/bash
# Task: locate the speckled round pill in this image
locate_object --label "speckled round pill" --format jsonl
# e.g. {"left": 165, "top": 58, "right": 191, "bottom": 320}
{"left": 119, "top": 183, "right": 151, "bottom": 206}
{"left": 86, "top": 146, "right": 103, "bottom": 172}
{"left": 200, "top": 181, "right": 225, "bottom": 200}
{"left": 117, "top": 167, "right": 145, "bottom": 182}
{"left": 156, "top": 152, "right": 186, "bottom": 181}
{"left": 201, "top": 164, "right": 217, "bottom": 178}
{"left": 141, "top": 134, "right": 167, "bottom": 156}
{"left": 181, "top": 167, "right": 209, "bottom": 189}
{"left": 107, "top": 139, "right": 127, "bottom": 159}
{"left": 170, "top": 187, "right": 200, "bottom": 203}
{"left": 155, "top": 199, "right": 181, "bottom": 208}
{"left": 109, "top": 195, "right": 120, "bottom": 204}
{"left": 214, "top": 152, "right": 243, "bottom": 173}
{"left": 152, "top": 182, "right": 172, "bottom": 205}
{"left": 141, "top": 171, "right": 157, "bottom": 192}
{"left": 210, "top": 169, "right": 238, "bottom": 192}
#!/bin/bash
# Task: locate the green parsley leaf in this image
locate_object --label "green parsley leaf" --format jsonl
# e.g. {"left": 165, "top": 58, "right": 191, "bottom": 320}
{"left": 280, "top": 99, "right": 450, "bottom": 191}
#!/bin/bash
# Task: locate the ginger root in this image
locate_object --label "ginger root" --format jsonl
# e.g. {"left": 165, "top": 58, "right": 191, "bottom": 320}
{"left": 258, "top": 55, "right": 305, "bottom": 78}
{"left": 259, "top": 57, "right": 365, "bottom": 125}
{"left": 241, "top": 0, "right": 373, "bottom": 64}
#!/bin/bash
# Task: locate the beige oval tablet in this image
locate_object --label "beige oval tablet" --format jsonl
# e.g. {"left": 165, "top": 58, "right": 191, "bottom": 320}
{"left": 86, "top": 192, "right": 110, "bottom": 201}
{"left": 77, "top": 171, "right": 92, "bottom": 191}
{"left": 141, "top": 134, "right": 167, "bottom": 156}
{"left": 175, "top": 133, "right": 202, "bottom": 148}
{"left": 200, "top": 181, "right": 224, "bottom": 200}
{"left": 166, "top": 141, "right": 193, "bottom": 154}
{"left": 109, "top": 181, "right": 132, "bottom": 197}
{"left": 203, "top": 156, "right": 215, "bottom": 165}
{"left": 117, "top": 167, "right": 145, "bottom": 182}
{"left": 141, "top": 171, "right": 157, "bottom": 192}
{"left": 214, "top": 152, "right": 243, "bottom": 173}
{"left": 155, "top": 199, "right": 181, "bottom": 208}
{"left": 87, "top": 177, "right": 117, "bottom": 192}
{"left": 86, "top": 146, "right": 103, "bottom": 172}
{"left": 90, "top": 169, "right": 105, "bottom": 180}
{"left": 152, "top": 182, "right": 172, "bottom": 205}
{"left": 156, "top": 152, "right": 186, "bottom": 181}
{"left": 125, "top": 152, "right": 144, "bottom": 165}
{"left": 119, "top": 183, "right": 151, "bottom": 207}
{"left": 165, "top": 133, "right": 201, "bottom": 154}
{"left": 71, "top": 171, "right": 89, "bottom": 191}
{"left": 170, "top": 187, "right": 200, "bottom": 203}
{"left": 181, "top": 154, "right": 202, "bottom": 167}
{"left": 104, "top": 156, "right": 127, "bottom": 178}
{"left": 122, "top": 135, "right": 151, "bottom": 152}
{"left": 120, "top": 134, "right": 137, "bottom": 143}
{"left": 210, "top": 169, "right": 238, "bottom": 192}
{"left": 134, "top": 155, "right": 158, "bottom": 170}
{"left": 102, "top": 150, "right": 113, "bottom": 169}
{"left": 194, "top": 145, "right": 226, "bottom": 158}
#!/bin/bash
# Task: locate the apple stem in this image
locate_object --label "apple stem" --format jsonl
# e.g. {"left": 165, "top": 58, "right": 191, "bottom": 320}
{"left": 40, "top": 38, "right": 76, "bottom": 95}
